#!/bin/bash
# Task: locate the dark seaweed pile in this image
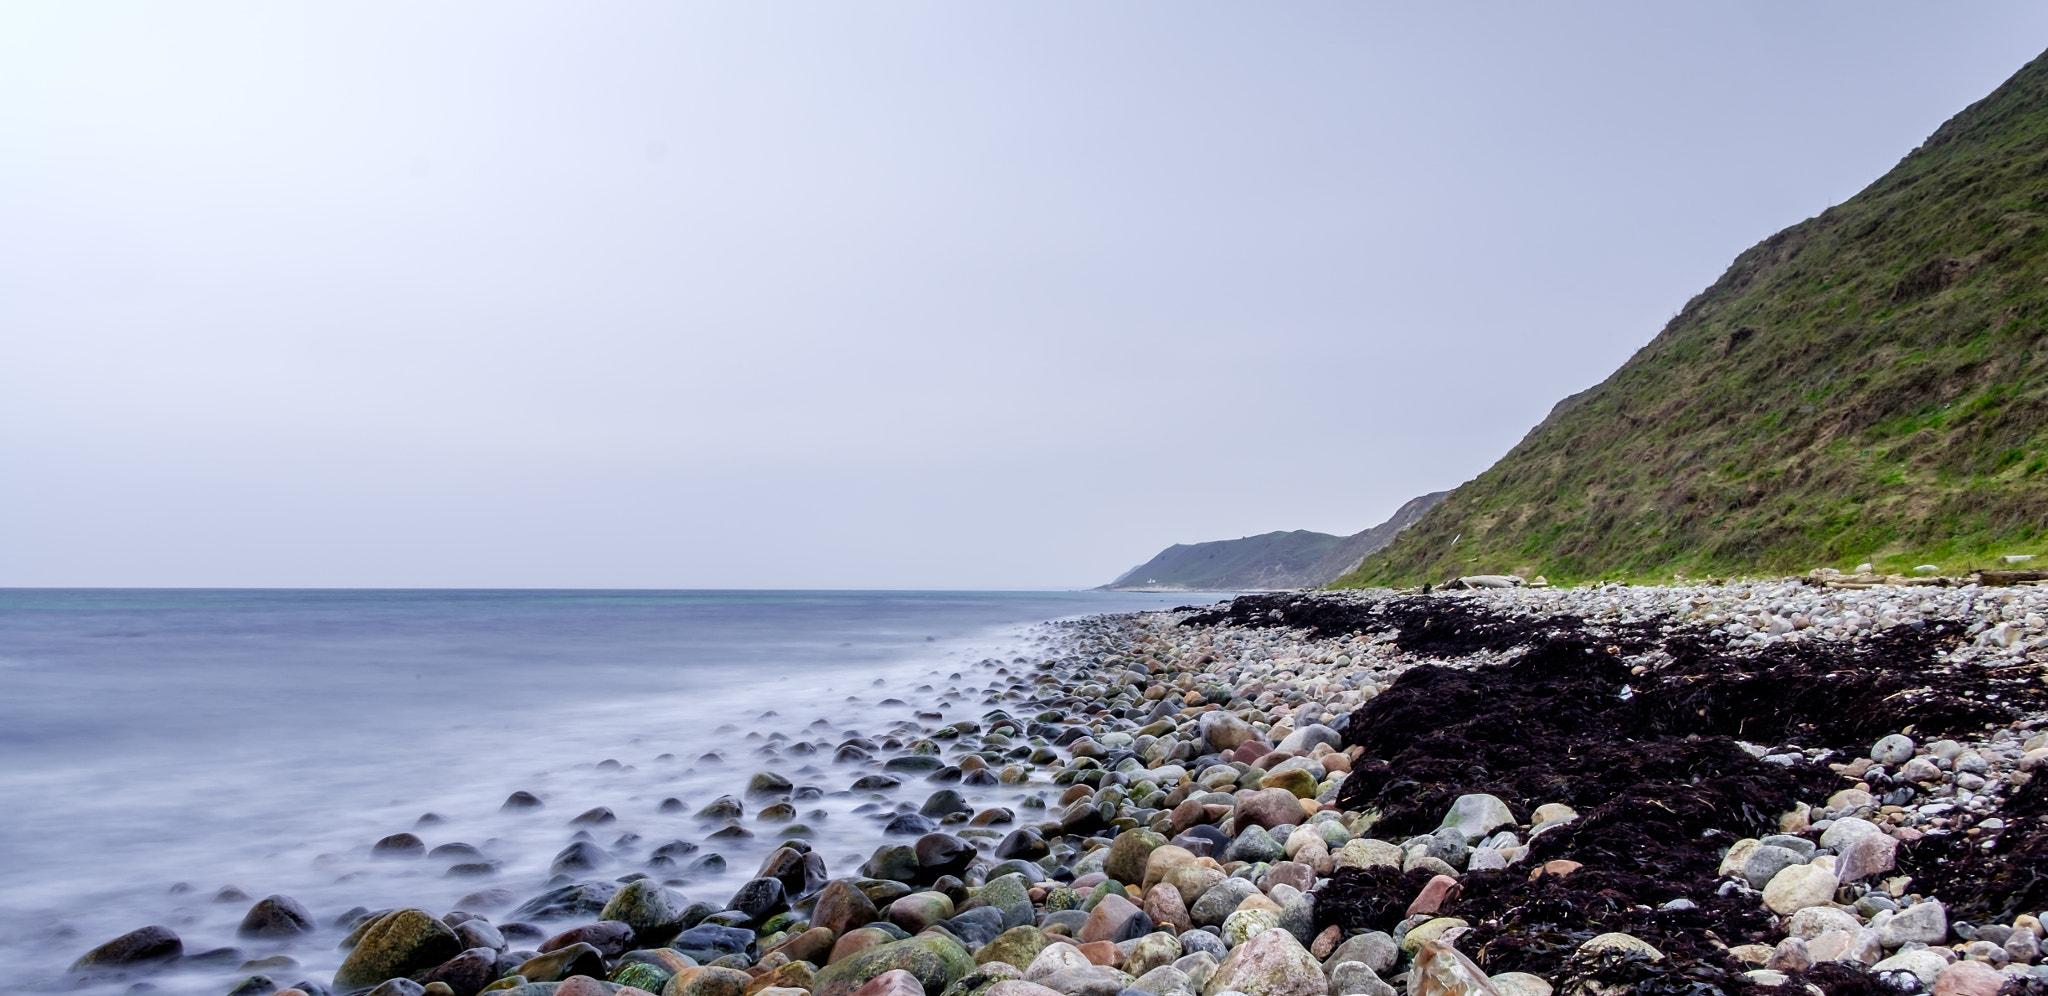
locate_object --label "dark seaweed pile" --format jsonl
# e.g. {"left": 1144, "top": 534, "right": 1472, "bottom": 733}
{"left": 1333, "top": 632, "right": 1836, "bottom": 844}
{"left": 1320, "top": 632, "right": 1825, "bottom": 991}
{"left": 1640, "top": 622, "right": 2040, "bottom": 750}
{"left": 1181, "top": 593, "right": 1628, "bottom": 657}
{"left": 1888, "top": 765, "right": 2048, "bottom": 927}
{"left": 1236, "top": 590, "right": 2048, "bottom": 994}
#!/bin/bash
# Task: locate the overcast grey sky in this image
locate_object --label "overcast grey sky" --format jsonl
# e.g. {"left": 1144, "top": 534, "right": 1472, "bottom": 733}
{"left": 4, "top": 4, "right": 2045, "bottom": 588}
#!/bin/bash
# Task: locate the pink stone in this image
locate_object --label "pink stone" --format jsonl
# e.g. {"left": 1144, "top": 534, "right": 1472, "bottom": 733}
{"left": 1261, "top": 861, "right": 1316, "bottom": 895}
{"left": 1144, "top": 883, "right": 1192, "bottom": 933}
{"left": 1835, "top": 833, "right": 1898, "bottom": 882}
{"left": 1232, "top": 788, "right": 1307, "bottom": 831}
{"left": 1933, "top": 959, "right": 2006, "bottom": 996}
{"left": 1310, "top": 925, "right": 1342, "bottom": 959}
{"left": 1077, "top": 893, "right": 1142, "bottom": 944}
{"left": 848, "top": 969, "right": 926, "bottom": 996}
{"left": 1405, "top": 874, "right": 1463, "bottom": 918}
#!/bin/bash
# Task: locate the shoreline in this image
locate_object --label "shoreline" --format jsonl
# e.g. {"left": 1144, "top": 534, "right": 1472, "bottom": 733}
{"left": 65, "top": 580, "right": 2048, "bottom": 996}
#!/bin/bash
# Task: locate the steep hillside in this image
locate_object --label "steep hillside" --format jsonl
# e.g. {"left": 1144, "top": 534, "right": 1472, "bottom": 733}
{"left": 1337, "top": 51, "right": 2048, "bottom": 588}
{"left": 1106, "top": 492, "right": 1447, "bottom": 590}
{"left": 1298, "top": 491, "right": 1449, "bottom": 581}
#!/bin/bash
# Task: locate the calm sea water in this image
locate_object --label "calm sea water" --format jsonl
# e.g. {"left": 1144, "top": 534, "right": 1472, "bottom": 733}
{"left": 0, "top": 588, "right": 1220, "bottom": 994}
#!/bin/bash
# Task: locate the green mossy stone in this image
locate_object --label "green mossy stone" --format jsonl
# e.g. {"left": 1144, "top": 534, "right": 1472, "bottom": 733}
{"left": 972, "top": 925, "right": 1047, "bottom": 967}
{"left": 331, "top": 909, "right": 461, "bottom": 993}
{"left": 975, "top": 873, "right": 1031, "bottom": 913}
{"left": 811, "top": 935, "right": 973, "bottom": 996}
{"left": 610, "top": 962, "right": 673, "bottom": 992}
{"left": 939, "top": 963, "right": 1025, "bottom": 996}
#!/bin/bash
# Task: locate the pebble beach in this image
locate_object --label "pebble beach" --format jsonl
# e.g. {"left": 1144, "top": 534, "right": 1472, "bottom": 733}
{"left": 63, "top": 578, "right": 2048, "bottom": 996}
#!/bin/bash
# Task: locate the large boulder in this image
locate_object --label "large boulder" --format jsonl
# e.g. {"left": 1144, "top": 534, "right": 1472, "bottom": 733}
{"left": 1124, "top": 933, "right": 1184, "bottom": 978}
{"left": 1932, "top": 960, "right": 2006, "bottom": 996}
{"left": 71, "top": 926, "right": 183, "bottom": 973}
{"left": 752, "top": 962, "right": 819, "bottom": 994}
{"left": 1333, "top": 839, "right": 1403, "bottom": 872}
{"left": 1105, "top": 829, "right": 1167, "bottom": 886}
{"left": 1277, "top": 725, "right": 1343, "bottom": 754}
{"left": 1880, "top": 901, "right": 1949, "bottom": 948}
{"left": 726, "top": 877, "right": 789, "bottom": 926}
{"left": 1200, "top": 928, "right": 1326, "bottom": 996}
{"left": 601, "top": 880, "right": 690, "bottom": 947}
{"left": 1143, "top": 884, "right": 1192, "bottom": 933}
{"left": 1034, "top": 964, "right": 1133, "bottom": 996}
{"left": 671, "top": 924, "right": 754, "bottom": 965}
{"left": 541, "top": 922, "right": 636, "bottom": 959}
{"left": 662, "top": 966, "right": 752, "bottom": 996}
{"left": 513, "top": 882, "right": 621, "bottom": 921}
{"left": 1199, "top": 713, "right": 1256, "bottom": 754}
{"left": 757, "top": 847, "right": 831, "bottom": 900}
{"left": 1257, "top": 769, "right": 1318, "bottom": 800}
{"left": 1761, "top": 866, "right": 1839, "bottom": 916}
{"left": 419, "top": 948, "right": 498, "bottom": 996}
{"left": 1077, "top": 894, "right": 1144, "bottom": 944}
{"left": 1129, "top": 965, "right": 1191, "bottom": 996}
{"left": 916, "top": 834, "right": 977, "bottom": 880}
{"left": 1164, "top": 865, "right": 1226, "bottom": 909}
{"left": 1232, "top": 789, "right": 1306, "bottom": 831}
{"left": 1436, "top": 795, "right": 1514, "bottom": 842}
{"left": 1023, "top": 944, "right": 1093, "bottom": 981}
{"left": 239, "top": 895, "right": 316, "bottom": 940}
{"left": 1189, "top": 878, "right": 1260, "bottom": 928}
{"left": 516, "top": 942, "right": 607, "bottom": 984}
{"left": 1140, "top": 845, "right": 1197, "bottom": 892}
{"left": 976, "top": 926, "right": 1049, "bottom": 968}
{"left": 813, "top": 935, "right": 975, "bottom": 996}
{"left": 847, "top": 968, "right": 926, "bottom": 996}
{"left": 333, "top": 909, "right": 463, "bottom": 992}
{"left": 886, "top": 892, "right": 956, "bottom": 933}
{"left": 814, "top": 878, "right": 883, "bottom": 935}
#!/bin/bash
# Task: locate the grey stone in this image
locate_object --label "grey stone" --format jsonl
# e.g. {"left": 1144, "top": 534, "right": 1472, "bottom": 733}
{"left": 1322, "top": 933, "right": 1396, "bottom": 977}
{"left": 1756, "top": 835, "right": 1816, "bottom": 860}
{"left": 1880, "top": 901, "right": 1948, "bottom": 948}
{"left": 1326, "top": 961, "right": 1393, "bottom": 996}
{"left": 1223, "top": 829, "right": 1283, "bottom": 866}
{"left": 1275, "top": 894, "right": 1315, "bottom": 947}
{"left": 1276, "top": 726, "right": 1343, "bottom": 755}
{"left": 1178, "top": 931, "right": 1227, "bottom": 961}
{"left": 1871, "top": 735, "right": 1916, "bottom": 766}
{"left": 1189, "top": 879, "right": 1260, "bottom": 928}
{"left": 1740, "top": 845, "right": 1805, "bottom": 890}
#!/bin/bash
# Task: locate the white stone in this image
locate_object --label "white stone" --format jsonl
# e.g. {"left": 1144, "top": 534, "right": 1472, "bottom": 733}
{"left": 1762, "top": 864, "right": 1839, "bottom": 915}
{"left": 1785, "top": 907, "right": 1862, "bottom": 941}
{"left": 1871, "top": 950, "right": 1947, "bottom": 987}
{"left": 1436, "top": 794, "right": 1514, "bottom": 842}
{"left": 1487, "top": 972, "right": 1552, "bottom": 996}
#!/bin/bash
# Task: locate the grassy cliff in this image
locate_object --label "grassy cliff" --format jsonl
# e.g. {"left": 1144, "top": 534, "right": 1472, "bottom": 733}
{"left": 1336, "top": 51, "right": 2048, "bottom": 588}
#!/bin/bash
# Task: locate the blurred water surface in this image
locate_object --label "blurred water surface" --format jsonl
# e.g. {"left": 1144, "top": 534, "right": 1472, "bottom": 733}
{"left": 0, "top": 588, "right": 1217, "bottom": 994}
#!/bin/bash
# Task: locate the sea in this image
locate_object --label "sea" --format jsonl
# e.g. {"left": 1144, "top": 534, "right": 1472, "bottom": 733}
{"left": 0, "top": 588, "right": 1223, "bottom": 995}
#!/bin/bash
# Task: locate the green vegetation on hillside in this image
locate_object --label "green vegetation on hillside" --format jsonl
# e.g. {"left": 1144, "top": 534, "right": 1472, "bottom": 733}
{"left": 1107, "top": 530, "right": 1343, "bottom": 590}
{"left": 1336, "top": 51, "right": 2048, "bottom": 588}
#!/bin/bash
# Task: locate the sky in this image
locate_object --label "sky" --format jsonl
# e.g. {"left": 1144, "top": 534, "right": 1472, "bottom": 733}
{"left": 4, "top": 4, "right": 2047, "bottom": 589}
